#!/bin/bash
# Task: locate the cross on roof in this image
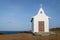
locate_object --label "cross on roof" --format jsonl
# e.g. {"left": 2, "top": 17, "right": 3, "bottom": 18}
{"left": 40, "top": 4, "right": 42, "bottom": 8}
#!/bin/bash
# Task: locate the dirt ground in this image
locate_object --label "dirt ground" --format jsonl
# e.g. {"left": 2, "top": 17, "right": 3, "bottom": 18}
{"left": 0, "top": 29, "right": 60, "bottom": 40}
{"left": 0, "top": 33, "right": 59, "bottom": 40}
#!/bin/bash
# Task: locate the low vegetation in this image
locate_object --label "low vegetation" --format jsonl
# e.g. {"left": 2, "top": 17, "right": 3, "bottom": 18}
{"left": 0, "top": 28, "right": 60, "bottom": 40}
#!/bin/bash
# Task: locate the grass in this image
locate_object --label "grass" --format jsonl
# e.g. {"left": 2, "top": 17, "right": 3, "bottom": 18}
{"left": 0, "top": 28, "right": 60, "bottom": 40}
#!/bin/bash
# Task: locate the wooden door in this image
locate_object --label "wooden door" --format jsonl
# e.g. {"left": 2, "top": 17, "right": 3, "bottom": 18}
{"left": 38, "top": 21, "right": 44, "bottom": 32}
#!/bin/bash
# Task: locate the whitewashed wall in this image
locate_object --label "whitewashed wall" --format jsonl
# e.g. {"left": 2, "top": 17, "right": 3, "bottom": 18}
{"left": 32, "top": 7, "right": 49, "bottom": 33}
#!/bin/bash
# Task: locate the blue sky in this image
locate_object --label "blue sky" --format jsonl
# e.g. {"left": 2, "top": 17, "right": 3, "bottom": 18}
{"left": 0, "top": 0, "right": 60, "bottom": 31}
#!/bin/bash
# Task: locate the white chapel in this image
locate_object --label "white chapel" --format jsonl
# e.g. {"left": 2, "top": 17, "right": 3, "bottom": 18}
{"left": 31, "top": 5, "right": 50, "bottom": 33}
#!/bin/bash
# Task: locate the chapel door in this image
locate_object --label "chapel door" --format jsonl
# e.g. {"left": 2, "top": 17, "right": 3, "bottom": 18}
{"left": 38, "top": 21, "right": 44, "bottom": 32}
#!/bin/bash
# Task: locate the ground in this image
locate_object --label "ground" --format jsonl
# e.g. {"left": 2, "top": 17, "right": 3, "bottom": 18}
{"left": 0, "top": 28, "right": 60, "bottom": 40}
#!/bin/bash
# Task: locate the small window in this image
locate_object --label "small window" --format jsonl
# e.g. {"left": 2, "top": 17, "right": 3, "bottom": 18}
{"left": 40, "top": 11, "right": 42, "bottom": 14}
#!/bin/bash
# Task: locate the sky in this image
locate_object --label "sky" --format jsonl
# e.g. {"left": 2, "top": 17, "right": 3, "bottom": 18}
{"left": 0, "top": 0, "right": 60, "bottom": 31}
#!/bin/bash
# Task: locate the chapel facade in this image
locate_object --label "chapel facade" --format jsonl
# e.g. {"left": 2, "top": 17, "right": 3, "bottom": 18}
{"left": 31, "top": 6, "right": 50, "bottom": 33}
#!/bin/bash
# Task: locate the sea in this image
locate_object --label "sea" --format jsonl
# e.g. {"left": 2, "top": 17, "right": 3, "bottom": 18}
{"left": 0, "top": 31, "right": 24, "bottom": 34}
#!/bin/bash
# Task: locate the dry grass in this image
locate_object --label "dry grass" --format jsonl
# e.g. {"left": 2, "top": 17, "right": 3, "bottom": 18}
{"left": 0, "top": 28, "right": 60, "bottom": 40}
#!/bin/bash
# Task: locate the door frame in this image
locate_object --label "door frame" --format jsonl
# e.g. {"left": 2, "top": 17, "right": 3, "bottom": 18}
{"left": 38, "top": 21, "right": 44, "bottom": 32}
